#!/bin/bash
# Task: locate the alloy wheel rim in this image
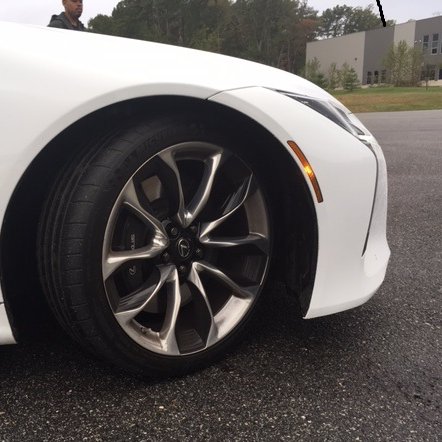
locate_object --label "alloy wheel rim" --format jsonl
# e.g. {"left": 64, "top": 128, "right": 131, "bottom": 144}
{"left": 102, "top": 142, "right": 270, "bottom": 355}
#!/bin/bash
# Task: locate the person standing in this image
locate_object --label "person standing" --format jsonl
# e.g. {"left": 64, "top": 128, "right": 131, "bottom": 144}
{"left": 48, "top": 0, "right": 85, "bottom": 31}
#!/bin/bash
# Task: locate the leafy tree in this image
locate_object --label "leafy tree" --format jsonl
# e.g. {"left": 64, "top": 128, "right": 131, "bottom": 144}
{"left": 226, "top": 0, "right": 317, "bottom": 71}
{"left": 318, "top": 4, "right": 395, "bottom": 38}
{"left": 303, "top": 57, "right": 327, "bottom": 88}
{"left": 327, "top": 62, "right": 340, "bottom": 90}
{"left": 342, "top": 66, "right": 360, "bottom": 91}
{"left": 421, "top": 63, "right": 440, "bottom": 89}
{"left": 88, "top": 14, "right": 117, "bottom": 35}
{"left": 318, "top": 4, "right": 352, "bottom": 38}
{"left": 409, "top": 46, "right": 425, "bottom": 86}
{"left": 383, "top": 40, "right": 423, "bottom": 86}
{"left": 289, "top": 7, "right": 320, "bottom": 74}
{"left": 339, "top": 62, "right": 351, "bottom": 85}
{"left": 344, "top": 5, "right": 386, "bottom": 34}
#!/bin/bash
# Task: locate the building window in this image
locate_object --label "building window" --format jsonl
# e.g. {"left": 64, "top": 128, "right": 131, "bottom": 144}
{"left": 374, "top": 71, "right": 379, "bottom": 84}
{"left": 432, "top": 33, "right": 439, "bottom": 54}
{"left": 439, "top": 68, "right": 442, "bottom": 81}
{"left": 423, "top": 35, "right": 429, "bottom": 53}
{"left": 367, "top": 71, "right": 372, "bottom": 84}
{"left": 381, "top": 70, "right": 387, "bottom": 83}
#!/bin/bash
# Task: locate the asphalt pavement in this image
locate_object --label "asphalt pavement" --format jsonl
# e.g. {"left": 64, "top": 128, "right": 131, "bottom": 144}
{"left": 0, "top": 110, "right": 441, "bottom": 441}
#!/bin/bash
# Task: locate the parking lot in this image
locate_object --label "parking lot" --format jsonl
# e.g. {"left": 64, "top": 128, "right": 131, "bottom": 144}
{"left": 0, "top": 110, "right": 441, "bottom": 441}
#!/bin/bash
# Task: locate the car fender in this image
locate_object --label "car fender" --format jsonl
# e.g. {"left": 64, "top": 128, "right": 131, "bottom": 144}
{"left": 209, "top": 86, "right": 389, "bottom": 318}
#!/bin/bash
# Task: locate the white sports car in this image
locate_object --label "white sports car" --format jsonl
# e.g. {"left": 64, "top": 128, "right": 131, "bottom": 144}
{"left": 0, "top": 22, "right": 389, "bottom": 376}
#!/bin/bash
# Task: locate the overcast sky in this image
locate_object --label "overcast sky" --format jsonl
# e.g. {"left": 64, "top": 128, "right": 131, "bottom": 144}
{"left": 0, "top": 0, "right": 441, "bottom": 27}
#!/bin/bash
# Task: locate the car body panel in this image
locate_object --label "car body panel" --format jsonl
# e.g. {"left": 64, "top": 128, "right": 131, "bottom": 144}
{"left": 0, "top": 22, "right": 389, "bottom": 344}
{"left": 209, "top": 87, "right": 389, "bottom": 318}
{"left": 0, "top": 21, "right": 330, "bottom": 247}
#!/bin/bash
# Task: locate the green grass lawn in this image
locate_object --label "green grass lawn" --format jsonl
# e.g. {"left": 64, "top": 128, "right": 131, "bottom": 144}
{"left": 332, "top": 86, "right": 442, "bottom": 113}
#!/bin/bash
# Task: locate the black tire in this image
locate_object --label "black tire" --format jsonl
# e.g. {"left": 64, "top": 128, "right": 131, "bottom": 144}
{"left": 38, "top": 115, "right": 272, "bottom": 376}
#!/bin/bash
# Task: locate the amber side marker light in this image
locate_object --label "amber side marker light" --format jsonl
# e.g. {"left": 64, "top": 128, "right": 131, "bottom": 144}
{"left": 287, "top": 140, "right": 324, "bottom": 203}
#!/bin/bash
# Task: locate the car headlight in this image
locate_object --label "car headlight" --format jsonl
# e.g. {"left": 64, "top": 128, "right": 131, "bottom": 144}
{"left": 278, "top": 91, "right": 374, "bottom": 150}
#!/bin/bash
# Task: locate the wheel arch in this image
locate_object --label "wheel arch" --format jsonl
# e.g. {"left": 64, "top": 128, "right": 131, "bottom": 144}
{"left": 0, "top": 95, "right": 317, "bottom": 340}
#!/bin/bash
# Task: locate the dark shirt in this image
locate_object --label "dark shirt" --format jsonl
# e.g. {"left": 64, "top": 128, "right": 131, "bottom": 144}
{"left": 48, "top": 12, "right": 85, "bottom": 31}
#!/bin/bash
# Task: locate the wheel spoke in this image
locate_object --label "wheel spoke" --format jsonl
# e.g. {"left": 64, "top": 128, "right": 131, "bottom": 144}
{"left": 114, "top": 265, "right": 174, "bottom": 325}
{"left": 185, "top": 151, "right": 223, "bottom": 227}
{"left": 193, "top": 261, "right": 258, "bottom": 300}
{"left": 199, "top": 174, "right": 253, "bottom": 240}
{"left": 157, "top": 149, "right": 186, "bottom": 228}
{"left": 121, "top": 180, "right": 168, "bottom": 238}
{"left": 159, "top": 147, "right": 225, "bottom": 228}
{"left": 188, "top": 263, "right": 219, "bottom": 348}
{"left": 103, "top": 179, "right": 169, "bottom": 280}
{"left": 104, "top": 246, "right": 161, "bottom": 281}
{"left": 199, "top": 233, "right": 269, "bottom": 254}
{"left": 158, "top": 267, "right": 181, "bottom": 355}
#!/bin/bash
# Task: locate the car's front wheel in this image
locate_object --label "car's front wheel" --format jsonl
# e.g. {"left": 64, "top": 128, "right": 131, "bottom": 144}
{"left": 38, "top": 115, "right": 272, "bottom": 376}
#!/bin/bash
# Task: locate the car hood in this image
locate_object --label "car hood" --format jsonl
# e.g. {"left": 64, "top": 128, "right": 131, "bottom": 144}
{"left": 0, "top": 21, "right": 331, "bottom": 101}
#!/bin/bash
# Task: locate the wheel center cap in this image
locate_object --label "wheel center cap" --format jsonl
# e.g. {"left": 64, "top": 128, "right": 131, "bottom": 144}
{"left": 176, "top": 238, "right": 192, "bottom": 259}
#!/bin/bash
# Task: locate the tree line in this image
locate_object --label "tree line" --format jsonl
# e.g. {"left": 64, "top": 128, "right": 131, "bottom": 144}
{"left": 88, "top": 0, "right": 392, "bottom": 75}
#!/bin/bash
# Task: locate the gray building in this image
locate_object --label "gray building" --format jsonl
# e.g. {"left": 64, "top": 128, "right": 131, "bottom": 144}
{"left": 306, "top": 16, "right": 442, "bottom": 85}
